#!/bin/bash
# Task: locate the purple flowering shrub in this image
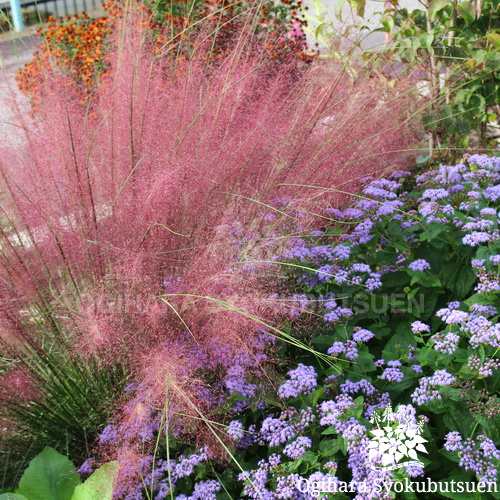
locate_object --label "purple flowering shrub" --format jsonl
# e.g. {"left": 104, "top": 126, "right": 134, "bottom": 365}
{"left": 69, "top": 154, "right": 500, "bottom": 498}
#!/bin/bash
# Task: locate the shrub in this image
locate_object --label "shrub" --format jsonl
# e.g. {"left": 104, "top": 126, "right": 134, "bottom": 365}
{"left": 370, "top": 0, "right": 500, "bottom": 159}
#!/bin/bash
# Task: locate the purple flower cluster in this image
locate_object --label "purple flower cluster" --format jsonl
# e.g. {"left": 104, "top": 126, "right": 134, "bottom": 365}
{"left": 468, "top": 355, "right": 500, "bottom": 377}
{"left": 114, "top": 449, "right": 211, "bottom": 500}
{"left": 319, "top": 395, "right": 355, "bottom": 426}
{"left": 77, "top": 457, "right": 95, "bottom": 475}
{"left": 471, "top": 259, "right": 500, "bottom": 293}
{"left": 258, "top": 407, "right": 315, "bottom": 449}
{"left": 352, "top": 327, "right": 375, "bottom": 342}
{"left": 283, "top": 436, "right": 312, "bottom": 459}
{"left": 363, "top": 178, "right": 400, "bottom": 200}
{"left": 176, "top": 480, "right": 221, "bottom": 500}
{"left": 411, "top": 370, "right": 456, "bottom": 405}
{"left": 431, "top": 331, "right": 460, "bottom": 355}
{"left": 227, "top": 420, "right": 245, "bottom": 440}
{"left": 323, "top": 305, "right": 354, "bottom": 323}
{"left": 381, "top": 367, "right": 404, "bottom": 383}
{"left": 408, "top": 259, "right": 431, "bottom": 272}
{"left": 259, "top": 417, "right": 297, "bottom": 447}
{"left": 328, "top": 339, "right": 359, "bottom": 360}
{"left": 411, "top": 321, "right": 430, "bottom": 334}
{"left": 172, "top": 449, "right": 209, "bottom": 480}
{"left": 444, "top": 433, "right": 500, "bottom": 483}
{"left": 461, "top": 314, "right": 500, "bottom": 349}
{"left": 421, "top": 188, "right": 450, "bottom": 201}
{"left": 278, "top": 364, "right": 318, "bottom": 398}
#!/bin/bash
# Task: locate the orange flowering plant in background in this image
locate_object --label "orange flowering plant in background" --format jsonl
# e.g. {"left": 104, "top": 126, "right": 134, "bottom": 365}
{"left": 16, "top": 0, "right": 311, "bottom": 107}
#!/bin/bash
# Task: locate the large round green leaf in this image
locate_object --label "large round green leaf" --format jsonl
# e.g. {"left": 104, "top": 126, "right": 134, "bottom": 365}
{"left": 16, "top": 447, "right": 80, "bottom": 500}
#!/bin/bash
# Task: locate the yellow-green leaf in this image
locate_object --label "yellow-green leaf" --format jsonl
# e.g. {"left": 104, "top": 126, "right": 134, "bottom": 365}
{"left": 486, "top": 31, "right": 500, "bottom": 49}
{"left": 429, "top": 0, "right": 450, "bottom": 21}
{"left": 456, "top": 1, "right": 476, "bottom": 24}
{"left": 71, "top": 462, "right": 119, "bottom": 500}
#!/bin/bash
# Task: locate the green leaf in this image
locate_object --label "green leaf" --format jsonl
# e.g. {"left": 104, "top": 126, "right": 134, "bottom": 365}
{"left": 16, "top": 447, "right": 80, "bottom": 500}
{"left": 441, "top": 262, "right": 476, "bottom": 298}
{"left": 464, "top": 293, "right": 496, "bottom": 307}
{"left": 486, "top": 31, "right": 500, "bottom": 50}
{"left": 420, "top": 33, "right": 434, "bottom": 50}
{"left": 71, "top": 462, "right": 119, "bottom": 500}
{"left": 429, "top": 0, "right": 450, "bottom": 21}
{"left": 409, "top": 272, "right": 441, "bottom": 288}
{"left": 321, "top": 426, "right": 338, "bottom": 436}
{"left": 380, "top": 15, "right": 395, "bottom": 32}
{"left": 319, "top": 439, "right": 341, "bottom": 457}
{"left": 419, "top": 223, "right": 448, "bottom": 241}
{"left": 0, "top": 495, "right": 28, "bottom": 500}
{"left": 347, "top": 0, "right": 365, "bottom": 17}
{"left": 455, "top": 1, "right": 476, "bottom": 23}
{"left": 334, "top": 0, "right": 347, "bottom": 22}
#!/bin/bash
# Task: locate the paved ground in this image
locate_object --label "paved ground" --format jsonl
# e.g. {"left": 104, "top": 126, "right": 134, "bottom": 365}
{"left": 0, "top": 30, "right": 38, "bottom": 147}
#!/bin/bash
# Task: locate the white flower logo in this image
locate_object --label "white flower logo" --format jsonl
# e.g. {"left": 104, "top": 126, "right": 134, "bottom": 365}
{"left": 367, "top": 406, "right": 428, "bottom": 470}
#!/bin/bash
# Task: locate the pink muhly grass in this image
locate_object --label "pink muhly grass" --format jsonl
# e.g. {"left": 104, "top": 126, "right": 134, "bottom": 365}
{"left": 0, "top": 3, "right": 423, "bottom": 477}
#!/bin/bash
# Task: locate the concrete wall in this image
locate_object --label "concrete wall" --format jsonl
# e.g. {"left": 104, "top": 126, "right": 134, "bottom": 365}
{"left": 301, "top": 0, "right": 423, "bottom": 49}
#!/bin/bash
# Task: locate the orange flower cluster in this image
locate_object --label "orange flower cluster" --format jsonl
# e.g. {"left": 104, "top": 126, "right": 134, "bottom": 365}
{"left": 17, "top": 0, "right": 311, "bottom": 106}
{"left": 16, "top": 1, "right": 124, "bottom": 106}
